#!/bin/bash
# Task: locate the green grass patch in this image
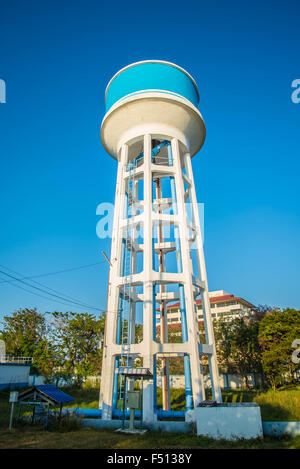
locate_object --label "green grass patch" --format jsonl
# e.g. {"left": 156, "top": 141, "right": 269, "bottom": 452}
{"left": 0, "top": 385, "right": 299, "bottom": 448}
{"left": 207, "top": 385, "right": 300, "bottom": 421}
{"left": 55, "top": 384, "right": 300, "bottom": 421}
{"left": 0, "top": 426, "right": 299, "bottom": 449}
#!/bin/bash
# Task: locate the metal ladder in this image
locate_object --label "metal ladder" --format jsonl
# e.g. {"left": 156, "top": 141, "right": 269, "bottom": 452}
{"left": 118, "top": 158, "right": 137, "bottom": 408}
{"left": 117, "top": 141, "right": 170, "bottom": 408}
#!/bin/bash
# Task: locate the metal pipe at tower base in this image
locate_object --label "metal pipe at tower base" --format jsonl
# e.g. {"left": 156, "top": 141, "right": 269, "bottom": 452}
{"left": 74, "top": 408, "right": 186, "bottom": 420}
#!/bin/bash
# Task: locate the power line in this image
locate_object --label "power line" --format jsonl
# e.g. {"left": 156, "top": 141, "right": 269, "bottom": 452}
{"left": 0, "top": 275, "right": 102, "bottom": 313}
{"left": 0, "top": 261, "right": 106, "bottom": 285}
{"left": 0, "top": 263, "right": 102, "bottom": 307}
{"left": 0, "top": 267, "right": 106, "bottom": 313}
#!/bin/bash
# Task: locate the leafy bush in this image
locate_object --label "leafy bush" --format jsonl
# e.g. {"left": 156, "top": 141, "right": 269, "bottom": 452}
{"left": 48, "top": 412, "right": 83, "bottom": 432}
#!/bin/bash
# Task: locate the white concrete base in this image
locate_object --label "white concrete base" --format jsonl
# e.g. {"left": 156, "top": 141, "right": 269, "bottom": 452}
{"left": 116, "top": 428, "right": 148, "bottom": 434}
{"left": 82, "top": 418, "right": 193, "bottom": 433}
{"left": 195, "top": 403, "right": 263, "bottom": 440}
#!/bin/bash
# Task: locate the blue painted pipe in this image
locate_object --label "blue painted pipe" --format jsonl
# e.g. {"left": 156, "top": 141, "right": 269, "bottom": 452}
{"left": 151, "top": 139, "right": 169, "bottom": 159}
{"left": 73, "top": 408, "right": 185, "bottom": 420}
{"left": 113, "top": 409, "right": 141, "bottom": 419}
{"left": 114, "top": 200, "right": 127, "bottom": 406}
{"left": 153, "top": 286, "right": 158, "bottom": 411}
{"left": 157, "top": 409, "right": 185, "bottom": 420}
{"left": 127, "top": 139, "right": 169, "bottom": 171}
{"left": 178, "top": 287, "right": 192, "bottom": 410}
{"left": 112, "top": 356, "right": 119, "bottom": 410}
{"left": 75, "top": 408, "right": 141, "bottom": 419}
{"left": 74, "top": 408, "right": 101, "bottom": 417}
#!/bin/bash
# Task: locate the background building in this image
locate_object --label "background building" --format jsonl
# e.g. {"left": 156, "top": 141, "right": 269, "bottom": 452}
{"left": 161, "top": 290, "right": 255, "bottom": 328}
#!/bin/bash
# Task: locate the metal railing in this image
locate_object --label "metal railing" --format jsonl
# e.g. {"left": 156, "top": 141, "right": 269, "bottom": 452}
{"left": 0, "top": 356, "right": 33, "bottom": 364}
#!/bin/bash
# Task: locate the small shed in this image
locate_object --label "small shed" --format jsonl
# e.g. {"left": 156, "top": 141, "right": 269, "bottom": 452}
{"left": 17, "top": 384, "right": 75, "bottom": 428}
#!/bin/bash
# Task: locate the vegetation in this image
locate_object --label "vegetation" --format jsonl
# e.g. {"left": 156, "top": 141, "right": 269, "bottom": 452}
{"left": 0, "top": 308, "right": 57, "bottom": 375}
{"left": 50, "top": 311, "right": 105, "bottom": 383}
{"left": 213, "top": 307, "right": 300, "bottom": 389}
{"left": 58, "top": 384, "right": 300, "bottom": 422}
{"left": 0, "top": 386, "right": 300, "bottom": 449}
{"left": 0, "top": 308, "right": 105, "bottom": 381}
{"left": 0, "top": 305, "right": 299, "bottom": 391}
{"left": 1, "top": 427, "right": 300, "bottom": 449}
{"left": 258, "top": 309, "right": 300, "bottom": 389}
{"left": 214, "top": 316, "right": 262, "bottom": 387}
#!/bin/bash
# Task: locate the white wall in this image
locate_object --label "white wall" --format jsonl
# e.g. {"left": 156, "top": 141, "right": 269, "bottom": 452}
{"left": 0, "top": 364, "right": 30, "bottom": 389}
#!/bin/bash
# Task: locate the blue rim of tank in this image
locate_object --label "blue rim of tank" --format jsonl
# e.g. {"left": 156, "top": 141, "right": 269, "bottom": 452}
{"left": 105, "top": 60, "right": 200, "bottom": 112}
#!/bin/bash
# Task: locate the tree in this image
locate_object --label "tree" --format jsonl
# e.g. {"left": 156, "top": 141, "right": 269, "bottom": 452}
{"left": 0, "top": 308, "right": 57, "bottom": 375}
{"left": 258, "top": 308, "right": 300, "bottom": 389}
{"left": 214, "top": 316, "right": 263, "bottom": 388}
{"left": 252, "top": 304, "right": 274, "bottom": 322}
{"left": 50, "top": 312, "right": 105, "bottom": 384}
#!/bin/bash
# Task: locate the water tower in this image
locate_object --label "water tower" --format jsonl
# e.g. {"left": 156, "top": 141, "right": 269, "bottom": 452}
{"left": 99, "top": 60, "right": 222, "bottom": 423}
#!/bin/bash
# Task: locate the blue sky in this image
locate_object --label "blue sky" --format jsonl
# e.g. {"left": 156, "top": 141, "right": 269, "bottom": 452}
{"left": 0, "top": 0, "right": 299, "bottom": 320}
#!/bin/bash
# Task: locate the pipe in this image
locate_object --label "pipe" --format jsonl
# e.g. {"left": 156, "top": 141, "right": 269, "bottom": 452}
{"left": 151, "top": 139, "right": 169, "bottom": 159}
{"left": 127, "top": 139, "right": 169, "bottom": 170}
{"left": 153, "top": 288, "right": 158, "bottom": 412}
{"left": 167, "top": 143, "right": 193, "bottom": 411}
{"left": 74, "top": 408, "right": 141, "bottom": 419}
{"left": 73, "top": 408, "right": 185, "bottom": 420}
{"left": 154, "top": 175, "right": 170, "bottom": 411}
{"left": 157, "top": 409, "right": 185, "bottom": 420}
{"left": 112, "top": 356, "right": 120, "bottom": 410}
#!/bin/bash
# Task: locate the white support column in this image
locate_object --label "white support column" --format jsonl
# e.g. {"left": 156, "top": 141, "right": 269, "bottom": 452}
{"left": 141, "top": 134, "right": 156, "bottom": 422}
{"left": 172, "top": 138, "right": 205, "bottom": 407}
{"left": 128, "top": 179, "right": 138, "bottom": 356}
{"left": 100, "top": 145, "right": 128, "bottom": 419}
{"left": 184, "top": 152, "right": 222, "bottom": 403}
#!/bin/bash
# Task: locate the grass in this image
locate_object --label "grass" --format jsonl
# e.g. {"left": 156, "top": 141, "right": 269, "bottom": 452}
{"left": 0, "top": 385, "right": 299, "bottom": 449}
{"left": 0, "top": 426, "right": 300, "bottom": 449}
{"left": 63, "top": 384, "right": 300, "bottom": 422}
{"left": 218, "top": 386, "right": 300, "bottom": 421}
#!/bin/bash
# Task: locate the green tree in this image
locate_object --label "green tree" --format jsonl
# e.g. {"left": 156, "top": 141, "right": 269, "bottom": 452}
{"left": 258, "top": 308, "right": 300, "bottom": 389}
{"left": 214, "top": 316, "right": 263, "bottom": 388}
{"left": 50, "top": 311, "right": 105, "bottom": 384}
{"left": 0, "top": 308, "right": 57, "bottom": 375}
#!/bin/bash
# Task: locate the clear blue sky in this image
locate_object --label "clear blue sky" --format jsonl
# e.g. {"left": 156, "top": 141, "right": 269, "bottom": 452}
{"left": 0, "top": 0, "right": 299, "bottom": 320}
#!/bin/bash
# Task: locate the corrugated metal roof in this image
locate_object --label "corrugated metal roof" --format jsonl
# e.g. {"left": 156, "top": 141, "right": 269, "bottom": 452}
{"left": 36, "top": 385, "right": 75, "bottom": 404}
{"left": 167, "top": 295, "right": 255, "bottom": 310}
{"left": 19, "top": 384, "right": 75, "bottom": 404}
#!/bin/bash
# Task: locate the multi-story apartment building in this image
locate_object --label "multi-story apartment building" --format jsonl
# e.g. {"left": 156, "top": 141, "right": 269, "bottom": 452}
{"left": 161, "top": 290, "right": 255, "bottom": 326}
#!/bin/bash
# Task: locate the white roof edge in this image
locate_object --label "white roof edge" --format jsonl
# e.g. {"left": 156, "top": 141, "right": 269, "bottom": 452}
{"left": 104, "top": 60, "right": 200, "bottom": 103}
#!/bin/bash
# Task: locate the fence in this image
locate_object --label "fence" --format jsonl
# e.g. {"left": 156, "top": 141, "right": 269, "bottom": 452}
{"left": 29, "top": 373, "right": 264, "bottom": 389}
{"left": 0, "top": 356, "right": 32, "bottom": 365}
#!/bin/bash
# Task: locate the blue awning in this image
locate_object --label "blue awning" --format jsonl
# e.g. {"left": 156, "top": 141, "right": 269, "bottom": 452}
{"left": 36, "top": 385, "right": 75, "bottom": 404}
{"left": 19, "top": 384, "right": 75, "bottom": 405}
